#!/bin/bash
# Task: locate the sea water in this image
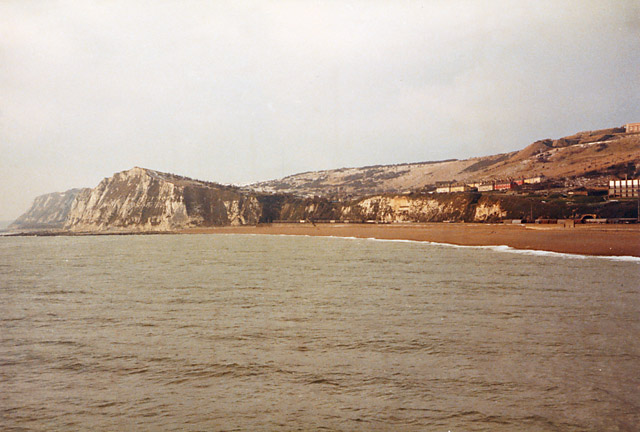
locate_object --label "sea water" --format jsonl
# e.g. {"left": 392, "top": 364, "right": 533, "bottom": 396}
{"left": 1, "top": 234, "right": 639, "bottom": 431}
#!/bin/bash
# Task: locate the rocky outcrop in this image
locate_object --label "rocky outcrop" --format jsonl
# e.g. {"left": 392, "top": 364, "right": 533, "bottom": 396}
{"left": 9, "top": 188, "right": 87, "bottom": 230}
{"left": 65, "top": 167, "right": 261, "bottom": 231}
{"left": 343, "top": 196, "right": 448, "bottom": 222}
{"left": 473, "top": 202, "right": 507, "bottom": 221}
{"left": 260, "top": 193, "right": 509, "bottom": 223}
{"left": 340, "top": 194, "right": 506, "bottom": 223}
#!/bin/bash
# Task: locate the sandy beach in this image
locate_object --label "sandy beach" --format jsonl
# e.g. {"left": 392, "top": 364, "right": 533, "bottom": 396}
{"left": 179, "top": 222, "right": 640, "bottom": 258}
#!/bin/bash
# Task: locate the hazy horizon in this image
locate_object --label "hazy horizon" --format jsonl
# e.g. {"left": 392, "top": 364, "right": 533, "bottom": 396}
{"left": 2, "top": 1, "right": 639, "bottom": 220}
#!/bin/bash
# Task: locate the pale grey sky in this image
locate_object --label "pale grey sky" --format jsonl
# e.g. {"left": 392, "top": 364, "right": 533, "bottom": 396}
{"left": 1, "top": 1, "right": 639, "bottom": 220}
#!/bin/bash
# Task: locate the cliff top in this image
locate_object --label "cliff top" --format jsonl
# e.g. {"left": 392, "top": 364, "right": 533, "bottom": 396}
{"left": 119, "top": 167, "right": 239, "bottom": 191}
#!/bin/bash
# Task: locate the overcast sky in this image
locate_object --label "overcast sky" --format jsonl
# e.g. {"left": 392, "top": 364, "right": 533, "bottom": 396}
{"left": 1, "top": 1, "right": 638, "bottom": 220}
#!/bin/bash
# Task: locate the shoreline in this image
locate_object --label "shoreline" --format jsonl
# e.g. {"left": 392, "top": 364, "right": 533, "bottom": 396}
{"left": 4, "top": 223, "right": 640, "bottom": 258}
{"left": 179, "top": 223, "right": 640, "bottom": 258}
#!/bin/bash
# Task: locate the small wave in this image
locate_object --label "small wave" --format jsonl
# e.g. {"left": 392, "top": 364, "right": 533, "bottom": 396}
{"left": 365, "top": 237, "right": 417, "bottom": 243}
{"left": 37, "top": 339, "right": 82, "bottom": 346}
{"left": 195, "top": 232, "right": 640, "bottom": 261}
{"left": 307, "top": 377, "right": 341, "bottom": 386}
{"left": 126, "top": 367, "right": 151, "bottom": 375}
{"left": 1, "top": 316, "right": 27, "bottom": 322}
{"left": 40, "top": 290, "right": 76, "bottom": 295}
{"left": 361, "top": 237, "right": 640, "bottom": 262}
{"left": 92, "top": 400, "right": 121, "bottom": 409}
{"left": 445, "top": 243, "right": 640, "bottom": 262}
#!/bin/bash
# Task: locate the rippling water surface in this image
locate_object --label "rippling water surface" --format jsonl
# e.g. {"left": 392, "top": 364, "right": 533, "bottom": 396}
{"left": 1, "top": 234, "right": 639, "bottom": 431}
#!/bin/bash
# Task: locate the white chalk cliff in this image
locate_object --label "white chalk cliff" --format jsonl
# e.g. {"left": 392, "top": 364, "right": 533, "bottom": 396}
{"left": 9, "top": 189, "right": 87, "bottom": 230}
{"left": 64, "top": 167, "right": 261, "bottom": 231}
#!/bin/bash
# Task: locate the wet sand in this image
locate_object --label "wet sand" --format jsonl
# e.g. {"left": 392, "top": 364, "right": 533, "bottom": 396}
{"left": 180, "top": 223, "right": 640, "bottom": 258}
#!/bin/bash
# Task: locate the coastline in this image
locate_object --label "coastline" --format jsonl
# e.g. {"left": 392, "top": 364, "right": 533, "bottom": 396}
{"left": 4, "top": 222, "right": 639, "bottom": 258}
{"left": 179, "top": 223, "right": 640, "bottom": 258}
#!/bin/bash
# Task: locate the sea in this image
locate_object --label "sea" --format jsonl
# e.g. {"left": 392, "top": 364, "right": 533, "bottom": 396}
{"left": 1, "top": 234, "right": 639, "bottom": 432}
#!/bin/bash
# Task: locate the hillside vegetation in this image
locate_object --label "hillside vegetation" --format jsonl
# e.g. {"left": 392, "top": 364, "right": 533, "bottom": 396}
{"left": 249, "top": 127, "right": 639, "bottom": 197}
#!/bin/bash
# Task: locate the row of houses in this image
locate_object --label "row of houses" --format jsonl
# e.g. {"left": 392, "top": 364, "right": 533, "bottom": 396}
{"left": 435, "top": 176, "right": 544, "bottom": 193}
{"left": 436, "top": 176, "right": 640, "bottom": 197}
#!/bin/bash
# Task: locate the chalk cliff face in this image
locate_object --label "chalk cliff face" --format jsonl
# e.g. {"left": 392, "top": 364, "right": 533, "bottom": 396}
{"left": 258, "top": 193, "right": 508, "bottom": 224}
{"left": 339, "top": 194, "right": 506, "bottom": 223}
{"left": 65, "top": 167, "right": 261, "bottom": 231}
{"left": 9, "top": 189, "right": 87, "bottom": 230}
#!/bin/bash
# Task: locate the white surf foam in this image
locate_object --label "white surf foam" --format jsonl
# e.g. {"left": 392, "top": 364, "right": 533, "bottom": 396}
{"left": 362, "top": 237, "right": 640, "bottom": 262}
{"left": 358, "top": 237, "right": 640, "bottom": 263}
{"left": 205, "top": 232, "right": 640, "bottom": 262}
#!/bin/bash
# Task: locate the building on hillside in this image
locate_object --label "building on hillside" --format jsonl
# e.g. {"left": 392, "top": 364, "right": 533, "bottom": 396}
{"left": 477, "top": 182, "right": 495, "bottom": 192}
{"left": 625, "top": 123, "right": 640, "bottom": 133}
{"left": 524, "top": 175, "right": 544, "bottom": 184}
{"left": 435, "top": 181, "right": 479, "bottom": 193}
{"left": 609, "top": 179, "right": 639, "bottom": 197}
{"left": 450, "top": 183, "right": 476, "bottom": 193}
{"left": 495, "top": 181, "right": 517, "bottom": 191}
{"left": 435, "top": 181, "right": 452, "bottom": 193}
{"left": 568, "top": 187, "right": 589, "bottom": 196}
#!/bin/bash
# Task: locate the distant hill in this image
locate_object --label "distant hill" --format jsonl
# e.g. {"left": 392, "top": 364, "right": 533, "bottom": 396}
{"left": 248, "top": 127, "right": 639, "bottom": 197}
{"left": 8, "top": 189, "right": 87, "bottom": 230}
